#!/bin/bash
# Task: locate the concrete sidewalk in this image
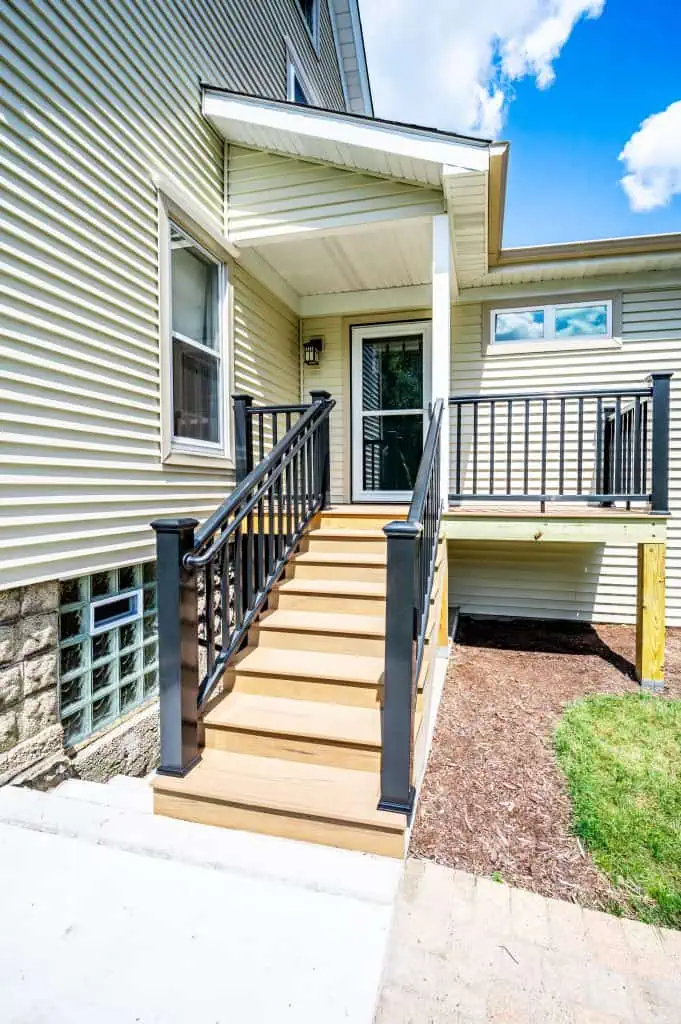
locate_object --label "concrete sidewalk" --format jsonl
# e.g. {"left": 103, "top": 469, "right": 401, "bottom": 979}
{"left": 0, "top": 780, "right": 402, "bottom": 1024}
{"left": 376, "top": 859, "right": 681, "bottom": 1023}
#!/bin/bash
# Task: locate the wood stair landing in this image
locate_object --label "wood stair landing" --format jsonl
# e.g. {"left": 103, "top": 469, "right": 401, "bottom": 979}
{"left": 152, "top": 505, "right": 416, "bottom": 857}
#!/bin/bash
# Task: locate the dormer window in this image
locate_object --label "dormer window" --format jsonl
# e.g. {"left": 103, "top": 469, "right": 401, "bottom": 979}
{"left": 297, "top": 0, "right": 320, "bottom": 47}
{"left": 288, "top": 61, "right": 310, "bottom": 105}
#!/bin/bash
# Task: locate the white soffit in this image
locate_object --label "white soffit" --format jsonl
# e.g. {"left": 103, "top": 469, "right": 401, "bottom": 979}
{"left": 467, "top": 249, "right": 681, "bottom": 294}
{"left": 252, "top": 217, "right": 434, "bottom": 297}
{"left": 202, "top": 89, "right": 490, "bottom": 188}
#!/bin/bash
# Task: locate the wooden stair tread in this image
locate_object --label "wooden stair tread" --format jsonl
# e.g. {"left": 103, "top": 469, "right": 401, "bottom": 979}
{"left": 233, "top": 646, "right": 384, "bottom": 685}
{"left": 152, "top": 749, "right": 405, "bottom": 831}
{"left": 258, "top": 608, "right": 385, "bottom": 637}
{"left": 294, "top": 550, "right": 387, "bottom": 566}
{"left": 276, "top": 578, "right": 386, "bottom": 598}
{"left": 309, "top": 528, "right": 386, "bottom": 539}
{"left": 205, "top": 692, "right": 382, "bottom": 747}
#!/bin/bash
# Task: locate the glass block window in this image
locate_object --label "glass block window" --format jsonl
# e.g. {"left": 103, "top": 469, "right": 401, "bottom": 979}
{"left": 58, "top": 563, "right": 158, "bottom": 745}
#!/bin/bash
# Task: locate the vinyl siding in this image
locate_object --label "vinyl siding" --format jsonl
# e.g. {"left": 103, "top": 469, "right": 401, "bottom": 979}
{"left": 448, "top": 285, "right": 681, "bottom": 626}
{"left": 226, "top": 146, "right": 445, "bottom": 244}
{"left": 1, "top": 0, "right": 307, "bottom": 590}
{"left": 302, "top": 317, "right": 347, "bottom": 502}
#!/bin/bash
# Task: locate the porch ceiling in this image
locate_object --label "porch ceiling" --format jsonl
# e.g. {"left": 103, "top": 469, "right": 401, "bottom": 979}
{"left": 249, "top": 218, "right": 434, "bottom": 296}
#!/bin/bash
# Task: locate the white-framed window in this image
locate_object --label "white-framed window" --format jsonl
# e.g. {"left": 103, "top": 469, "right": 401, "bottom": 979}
{"left": 287, "top": 53, "right": 313, "bottom": 105}
{"left": 296, "top": 0, "right": 320, "bottom": 49}
{"left": 169, "top": 223, "right": 225, "bottom": 452}
{"left": 484, "top": 294, "right": 621, "bottom": 353}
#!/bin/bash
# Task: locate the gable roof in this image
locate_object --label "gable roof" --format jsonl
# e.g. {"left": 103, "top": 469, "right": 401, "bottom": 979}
{"left": 328, "top": 0, "right": 373, "bottom": 117}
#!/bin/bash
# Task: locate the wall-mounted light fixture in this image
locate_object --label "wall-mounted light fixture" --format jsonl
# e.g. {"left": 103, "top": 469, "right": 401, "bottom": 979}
{"left": 303, "top": 336, "right": 323, "bottom": 367}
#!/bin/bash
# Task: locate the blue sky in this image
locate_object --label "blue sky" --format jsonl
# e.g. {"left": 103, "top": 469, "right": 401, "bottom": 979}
{"left": 360, "top": 0, "right": 681, "bottom": 247}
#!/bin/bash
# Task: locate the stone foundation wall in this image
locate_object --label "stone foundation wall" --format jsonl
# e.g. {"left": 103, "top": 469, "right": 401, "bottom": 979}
{"left": 0, "top": 582, "right": 61, "bottom": 783}
{"left": 0, "top": 580, "right": 159, "bottom": 787}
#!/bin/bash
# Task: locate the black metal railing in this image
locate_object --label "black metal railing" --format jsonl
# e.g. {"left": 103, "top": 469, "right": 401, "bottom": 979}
{"left": 152, "top": 390, "right": 334, "bottom": 776}
{"left": 449, "top": 373, "right": 672, "bottom": 513}
{"left": 379, "top": 398, "right": 444, "bottom": 814}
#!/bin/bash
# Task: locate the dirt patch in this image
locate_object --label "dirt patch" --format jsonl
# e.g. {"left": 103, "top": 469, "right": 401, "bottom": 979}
{"left": 410, "top": 618, "right": 681, "bottom": 911}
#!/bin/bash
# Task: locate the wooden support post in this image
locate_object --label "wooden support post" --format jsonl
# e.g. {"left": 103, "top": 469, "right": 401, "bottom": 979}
{"left": 636, "top": 542, "right": 666, "bottom": 691}
{"left": 438, "top": 545, "right": 449, "bottom": 648}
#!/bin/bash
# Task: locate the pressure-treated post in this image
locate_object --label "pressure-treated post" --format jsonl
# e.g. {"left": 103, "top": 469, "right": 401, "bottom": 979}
{"left": 636, "top": 541, "right": 666, "bottom": 692}
{"left": 310, "top": 390, "right": 332, "bottom": 509}
{"left": 233, "top": 393, "right": 254, "bottom": 483}
{"left": 378, "top": 519, "right": 420, "bottom": 814}
{"left": 150, "top": 518, "right": 200, "bottom": 776}
{"left": 650, "top": 373, "right": 673, "bottom": 514}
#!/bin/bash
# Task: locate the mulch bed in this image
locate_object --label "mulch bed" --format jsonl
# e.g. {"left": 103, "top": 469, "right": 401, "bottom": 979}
{"left": 410, "top": 617, "right": 681, "bottom": 911}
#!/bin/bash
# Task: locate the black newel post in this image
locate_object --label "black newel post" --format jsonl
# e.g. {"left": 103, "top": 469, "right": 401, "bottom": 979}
{"left": 151, "top": 517, "right": 200, "bottom": 776}
{"left": 233, "top": 393, "right": 254, "bottom": 483}
{"left": 310, "top": 390, "right": 332, "bottom": 509}
{"left": 378, "top": 519, "right": 420, "bottom": 814}
{"left": 650, "top": 372, "right": 673, "bottom": 514}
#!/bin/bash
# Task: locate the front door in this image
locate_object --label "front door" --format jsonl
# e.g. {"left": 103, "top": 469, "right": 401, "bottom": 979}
{"left": 351, "top": 321, "right": 432, "bottom": 502}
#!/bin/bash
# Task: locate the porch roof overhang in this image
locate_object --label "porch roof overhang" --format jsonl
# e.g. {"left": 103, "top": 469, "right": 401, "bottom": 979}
{"left": 202, "top": 88, "right": 491, "bottom": 185}
{"left": 203, "top": 89, "right": 503, "bottom": 309}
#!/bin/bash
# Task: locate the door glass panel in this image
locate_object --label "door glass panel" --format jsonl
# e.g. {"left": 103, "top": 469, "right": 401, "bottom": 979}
{"left": 362, "top": 335, "right": 423, "bottom": 411}
{"left": 362, "top": 414, "right": 423, "bottom": 492}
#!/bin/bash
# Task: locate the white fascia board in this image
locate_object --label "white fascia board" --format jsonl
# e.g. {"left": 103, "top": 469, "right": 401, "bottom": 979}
{"left": 346, "top": 0, "right": 374, "bottom": 116}
{"left": 458, "top": 266, "right": 681, "bottom": 304}
{"left": 300, "top": 284, "right": 431, "bottom": 318}
{"left": 203, "top": 91, "right": 490, "bottom": 174}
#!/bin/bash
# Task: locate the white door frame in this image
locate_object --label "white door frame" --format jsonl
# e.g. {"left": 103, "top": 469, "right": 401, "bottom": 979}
{"left": 351, "top": 320, "right": 432, "bottom": 503}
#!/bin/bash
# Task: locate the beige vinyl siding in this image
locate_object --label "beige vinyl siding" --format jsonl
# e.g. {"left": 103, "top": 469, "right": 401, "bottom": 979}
{"left": 226, "top": 146, "right": 445, "bottom": 244}
{"left": 448, "top": 285, "right": 681, "bottom": 626}
{"left": 302, "top": 318, "right": 347, "bottom": 502}
{"left": 1, "top": 0, "right": 310, "bottom": 591}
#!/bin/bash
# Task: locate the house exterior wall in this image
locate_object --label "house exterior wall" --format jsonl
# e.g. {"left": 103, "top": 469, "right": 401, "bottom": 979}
{"left": 1, "top": 0, "right": 318, "bottom": 593}
{"left": 1, "top": 0, "right": 320, "bottom": 777}
{"left": 226, "top": 146, "right": 445, "bottom": 243}
{"left": 301, "top": 280, "right": 681, "bottom": 626}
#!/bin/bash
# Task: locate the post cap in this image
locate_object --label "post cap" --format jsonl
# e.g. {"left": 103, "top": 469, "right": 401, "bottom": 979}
{"left": 232, "top": 393, "right": 254, "bottom": 405}
{"left": 150, "top": 517, "right": 199, "bottom": 534}
{"left": 383, "top": 519, "right": 422, "bottom": 539}
{"left": 647, "top": 372, "right": 674, "bottom": 381}
{"left": 309, "top": 390, "right": 332, "bottom": 402}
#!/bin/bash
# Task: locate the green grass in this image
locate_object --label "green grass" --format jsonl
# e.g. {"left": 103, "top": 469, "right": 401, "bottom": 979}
{"left": 555, "top": 693, "right": 681, "bottom": 929}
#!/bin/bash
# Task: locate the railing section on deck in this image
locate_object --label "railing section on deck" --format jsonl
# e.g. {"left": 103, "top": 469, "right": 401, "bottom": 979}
{"left": 151, "top": 391, "right": 334, "bottom": 776}
{"left": 448, "top": 373, "right": 672, "bottom": 513}
{"left": 379, "top": 399, "right": 444, "bottom": 814}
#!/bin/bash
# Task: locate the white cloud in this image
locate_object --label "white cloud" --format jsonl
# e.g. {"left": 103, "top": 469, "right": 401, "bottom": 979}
{"left": 360, "top": 0, "right": 605, "bottom": 138}
{"left": 619, "top": 101, "right": 681, "bottom": 212}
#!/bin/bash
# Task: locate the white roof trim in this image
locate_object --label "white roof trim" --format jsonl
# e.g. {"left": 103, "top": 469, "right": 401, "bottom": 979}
{"left": 202, "top": 90, "right": 490, "bottom": 176}
{"left": 327, "top": 0, "right": 373, "bottom": 117}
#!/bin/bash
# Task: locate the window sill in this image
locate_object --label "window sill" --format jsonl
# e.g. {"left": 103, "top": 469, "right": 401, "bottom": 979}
{"left": 485, "top": 337, "right": 623, "bottom": 357}
{"left": 163, "top": 448, "right": 234, "bottom": 471}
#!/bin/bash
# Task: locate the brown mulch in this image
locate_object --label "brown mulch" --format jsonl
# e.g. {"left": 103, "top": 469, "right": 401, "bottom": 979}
{"left": 410, "top": 617, "right": 681, "bottom": 911}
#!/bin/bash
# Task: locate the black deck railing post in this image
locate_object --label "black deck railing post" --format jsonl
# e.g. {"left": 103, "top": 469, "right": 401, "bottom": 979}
{"left": 233, "top": 394, "right": 254, "bottom": 483}
{"left": 378, "top": 520, "right": 420, "bottom": 814}
{"left": 150, "top": 517, "right": 200, "bottom": 777}
{"left": 650, "top": 372, "right": 673, "bottom": 514}
{"left": 310, "top": 390, "right": 332, "bottom": 508}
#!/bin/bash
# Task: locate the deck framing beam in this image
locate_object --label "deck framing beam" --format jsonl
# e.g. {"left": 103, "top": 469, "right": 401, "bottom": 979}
{"left": 442, "top": 513, "right": 667, "bottom": 545}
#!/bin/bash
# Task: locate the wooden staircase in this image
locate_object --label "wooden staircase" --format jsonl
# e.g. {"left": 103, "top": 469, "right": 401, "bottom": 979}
{"left": 152, "top": 506, "right": 446, "bottom": 858}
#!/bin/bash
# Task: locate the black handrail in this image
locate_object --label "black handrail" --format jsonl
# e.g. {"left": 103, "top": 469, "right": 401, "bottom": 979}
{"left": 152, "top": 390, "right": 334, "bottom": 776}
{"left": 449, "top": 374, "right": 672, "bottom": 512}
{"left": 379, "top": 398, "right": 443, "bottom": 814}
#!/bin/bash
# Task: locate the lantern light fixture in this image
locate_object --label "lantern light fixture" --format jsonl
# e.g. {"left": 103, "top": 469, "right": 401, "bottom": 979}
{"left": 303, "top": 336, "right": 323, "bottom": 367}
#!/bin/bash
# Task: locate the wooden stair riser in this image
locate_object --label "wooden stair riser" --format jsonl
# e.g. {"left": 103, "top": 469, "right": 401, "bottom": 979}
{"left": 232, "top": 671, "right": 382, "bottom": 708}
{"left": 305, "top": 535, "right": 387, "bottom": 556}
{"left": 252, "top": 625, "right": 385, "bottom": 658}
{"left": 268, "top": 593, "right": 385, "bottom": 614}
{"left": 289, "top": 560, "right": 386, "bottom": 582}
{"left": 153, "top": 791, "right": 405, "bottom": 858}
{"left": 272, "top": 590, "right": 386, "bottom": 616}
{"left": 204, "top": 725, "right": 380, "bottom": 772}
{"left": 319, "top": 512, "right": 407, "bottom": 531}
